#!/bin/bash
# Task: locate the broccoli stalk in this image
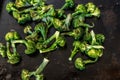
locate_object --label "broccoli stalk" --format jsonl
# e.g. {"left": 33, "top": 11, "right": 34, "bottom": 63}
{"left": 39, "top": 35, "right": 66, "bottom": 53}
{"left": 21, "top": 58, "right": 49, "bottom": 80}
{"left": 36, "top": 31, "right": 60, "bottom": 50}
{"left": 68, "top": 41, "right": 81, "bottom": 61}
{"left": 75, "top": 57, "right": 98, "bottom": 70}
{"left": 0, "top": 43, "right": 6, "bottom": 58}
{"left": 12, "top": 39, "right": 36, "bottom": 54}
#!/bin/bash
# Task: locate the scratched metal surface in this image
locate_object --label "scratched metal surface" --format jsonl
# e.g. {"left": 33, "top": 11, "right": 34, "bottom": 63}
{"left": 0, "top": 0, "right": 120, "bottom": 80}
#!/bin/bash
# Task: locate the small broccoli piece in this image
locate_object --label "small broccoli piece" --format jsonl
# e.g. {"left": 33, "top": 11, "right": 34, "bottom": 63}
{"left": 85, "top": 2, "right": 100, "bottom": 17}
{"left": 62, "top": 27, "right": 84, "bottom": 40}
{"left": 95, "top": 34, "right": 105, "bottom": 45}
{"left": 12, "top": 40, "right": 36, "bottom": 54}
{"left": 61, "top": 0, "right": 75, "bottom": 10}
{"left": 21, "top": 58, "right": 49, "bottom": 80}
{"left": 6, "top": 2, "right": 17, "bottom": 13}
{"left": 72, "top": 4, "right": 87, "bottom": 16}
{"left": 5, "top": 31, "right": 20, "bottom": 41}
{"left": 56, "top": 9, "right": 66, "bottom": 18}
{"left": 52, "top": 14, "right": 72, "bottom": 31}
{"left": 6, "top": 42, "right": 20, "bottom": 64}
{"left": 39, "top": 35, "right": 66, "bottom": 53}
{"left": 36, "top": 31, "right": 60, "bottom": 50}
{"left": 72, "top": 15, "right": 94, "bottom": 28}
{"left": 68, "top": 41, "right": 81, "bottom": 61}
{"left": 75, "top": 58, "right": 98, "bottom": 70}
{"left": 24, "top": 25, "right": 39, "bottom": 42}
{"left": 34, "top": 22, "right": 48, "bottom": 40}
{"left": 0, "top": 43, "right": 6, "bottom": 58}
{"left": 18, "top": 14, "right": 31, "bottom": 24}
{"left": 24, "top": 25, "right": 33, "bottom": 34}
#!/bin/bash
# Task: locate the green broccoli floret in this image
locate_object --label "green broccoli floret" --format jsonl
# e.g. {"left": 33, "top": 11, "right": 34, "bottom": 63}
{"left": 85, "top": 2, "right": 100, "bottom": 17}
{"left": 18, "top": 14, "right": 31, "bottom": 24}
{"left": 72, "top": 4, "right": 87, "bottom": 16}
{"left": 61, "top": 0, "right": 75, "bottom": 10}
{"left": 5, "top": 31, "right": 20, "bottom": 41}
{"left": 21, "top": 58, "right": 49, "bottom": 80}
{"left": 34, "top": 22, "right": 48, "bottom": 41}
{"left": 39, "top": 35, "right": 66, "bottom": 53}
{"left": 0, "top": 43, "right": 6, "bottom": 58}
{"left": 61, "top": 27, "right": 84, "bottom": 40}
{"left": 36, "top": 31, "right": 60, "bottom": 50}
{"left": 75, "top": 58, "right": 98, "bottom": 70}
{"left": 6, "top": 2, "right": 18, "bottom": 13}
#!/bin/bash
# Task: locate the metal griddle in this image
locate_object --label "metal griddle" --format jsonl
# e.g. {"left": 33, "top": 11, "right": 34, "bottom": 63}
{"left": 0, "top": 0, "right": 120, "bottom": 80}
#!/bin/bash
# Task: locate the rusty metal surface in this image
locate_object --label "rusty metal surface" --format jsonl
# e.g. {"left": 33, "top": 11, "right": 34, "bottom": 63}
{"left": 0, "top": 0, "right": 120, "bottom": 80}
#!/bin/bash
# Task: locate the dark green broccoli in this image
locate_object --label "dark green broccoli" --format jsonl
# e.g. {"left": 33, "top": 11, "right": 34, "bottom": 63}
{"left": 18, "top": 14, "right": 31, "bottom": 24}
{"left": 52, "top": 14, "right": 72, "bottom": 31}
{"left": 61, "top": 0, "right": 75, "bottom": 10}
{"left": 75, "top": 57, "right": 98, "bottom": 70}
{"left": 0, "top": 43, "right": 6, "bottom": 58}
{"left": 39, "top": 35, "right": 66, "bottom": 53}
{"left": 24, "top": 25, "right": 39, "bottom": 42}
{"left": 21, "top": 58, "right": 49, "bottom": 80}
{"left": 72, "top": 4, "right": 87, "bottom": 16}
{"left": 36, "top": 31, "right": 60, "bottom": 50}
{"left": 34, "top": 22, "right": 48, "bottom": 40}
{"left": 72, "top": 15, "right": 94, "bottom": 28}
{"left": 12, "top": 40, "right": 36, "bottom": 54}
{"left": 62, "top": 27, "right": 84, "bottom": 40}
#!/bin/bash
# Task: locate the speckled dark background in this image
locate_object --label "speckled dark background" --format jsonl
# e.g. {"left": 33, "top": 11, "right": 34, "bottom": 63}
{"left": 0, "top": 0, "right": 120, "bottom": 80}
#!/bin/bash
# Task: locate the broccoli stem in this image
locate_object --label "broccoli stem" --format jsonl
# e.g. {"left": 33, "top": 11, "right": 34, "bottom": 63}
{"left": 83, "top": 58, "right": 98, "bottom": 64}
{"left": 69, "top": 46, "right": 79, "bottom": 61}
{"left": 34, "top": 58, "right": 49, "bottom": 75}
{"left": 43, "top": 31, "right": 60, "bottom": 45}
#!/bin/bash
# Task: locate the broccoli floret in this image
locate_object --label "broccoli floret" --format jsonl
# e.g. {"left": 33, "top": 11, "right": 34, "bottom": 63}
{"left": 95, "top": 34, "right": 105, "bottom": 45}
{"left": 75, "top": 58, "right": 98, "bottom": 70}
{"left": 61, "top": 0, "right": 75, "bottom": 10}
{"left": 18, "top": 14, "right": 31, "bottom": 24}
{"left": 34, "top": 22, "right": 48, "bottom": 40}
{"left": 52, "top": 14, "right": 72, "bottom": 31}
{"left": 6, "top": 2, "right": 17, "bottom": 13}
{"left": 62, "top": 27, "right": 84, "bottom": 40}
{"left": 21, "top": 58, "right": 49, "bottom": 80}
{"left": 15, "top": 0, "right": 31, "bottom": 8}
{"left": 39, "top": 35, "right": 66, "bottom": 53}
{"left": 72, "top": 4, "right": 87, "bottom": 16}
{"left": 85, "top": 2, "right": 100, "bottom": 17}
{"left": 36, "top": 31, "right": 60, "bottom": 50}
{"left": 5, "top": 31, "right": 20, "bottom": 41}
{"left": 0, "top": 43, "right": 6, "bottom": 58}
